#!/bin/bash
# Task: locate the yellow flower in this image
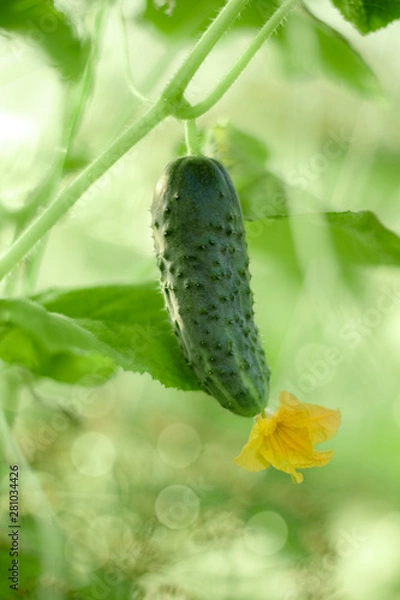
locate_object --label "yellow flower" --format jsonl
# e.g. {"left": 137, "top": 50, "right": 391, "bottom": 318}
{"left": 234, "top": 391, "right": 341, "bottom": 483}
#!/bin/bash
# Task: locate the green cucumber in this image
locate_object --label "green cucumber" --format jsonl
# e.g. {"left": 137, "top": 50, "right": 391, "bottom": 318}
{"left": 151, "top": 155, "right": 270, "bottom": 417}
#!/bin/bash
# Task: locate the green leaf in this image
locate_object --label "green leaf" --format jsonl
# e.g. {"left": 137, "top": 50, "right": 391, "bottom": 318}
{"left": 274, "top": 10, "right": 381, "bottom": 95}
{"left": 330, "top": 0, "right": 400, "bottom": 34}
{"left": 3, "top": 214, "right": 396, "bottom": 388}
{"left": 0, "top": 299, "right": 115, "bottom": 383}
{"left": 62, "top": 152, "right": 91, "bottom": 175}
{"left": 248, "top": 211, "right": 400, "bottom": 268}
{"left": 0, "top": 0, "right": 89, "bottom": 80}
{"left": 201, "top": 122, "right": 289, "bottom": 220}
{"left": 138, "top": 0, "right": 279, "bottom": 38}
{"left": 32, "top": 282, "right": 200, "bottom": 391}
{"left": 326, "top": 211, "right": 400, "bottom": 265}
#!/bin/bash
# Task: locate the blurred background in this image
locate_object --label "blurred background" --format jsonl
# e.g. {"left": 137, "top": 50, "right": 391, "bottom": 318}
{"left": 1, "top": 0, "right": 400, "bottom": 598}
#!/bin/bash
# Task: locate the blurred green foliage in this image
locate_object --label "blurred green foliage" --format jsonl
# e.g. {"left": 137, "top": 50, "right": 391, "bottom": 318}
{"left": 274, "top": 9, "right": 382, "bottom": 96}
{"left": 1, "top": 0, "right": 400, "bottom": 599}
{"left": 331, "top": 0, "right": 400, "bottom": 34}
{"left": 0, "top": 0, "right": 89, "bottom": 80}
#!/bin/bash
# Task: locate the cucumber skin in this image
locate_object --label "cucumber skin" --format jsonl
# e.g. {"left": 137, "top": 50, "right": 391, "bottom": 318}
{"left": 151, "top": 156, "right": 270, "bottom": 417}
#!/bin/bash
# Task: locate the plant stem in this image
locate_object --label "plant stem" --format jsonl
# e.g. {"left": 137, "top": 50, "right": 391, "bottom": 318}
{"left": 118, "top": 0, "right": 152, "bottom": 104}
{"left": 15, "top": 3, "right": 108, "bottom": 234}
{"left": 162, "top": 0, "right": 250, "bottom": 101}
{"left": 0, "top": 0, "right": 250, "bottom": 283}
{"left": 0, "top": 0, "right": 297, "bottom": 283}
{"left": 3, "top": 3, "right": 110, "bottom": 296}
{"left": 0, "top": 101, "right": 166, "bottom": 283}
{"left": 173, "top": 0, "right": 299, "bottom": 119}
{"left": 185, "top": 120, "right": 201, "bottom": 155}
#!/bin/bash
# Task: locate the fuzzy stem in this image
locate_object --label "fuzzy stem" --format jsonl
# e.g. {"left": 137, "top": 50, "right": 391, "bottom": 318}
{"left": 162, "top": 0, "right": 250, "bottom": 102}
{"left": 172, "top": 0, "right": 299, "bottom": 119}
{"left": 185, "top": 120, "right": 201, "bottom": 155}
{"left": 0, "top": 101, "right": 166, "bottom": 282}
{"left": 0, "top": 0, "right": 298, "bottom": 283}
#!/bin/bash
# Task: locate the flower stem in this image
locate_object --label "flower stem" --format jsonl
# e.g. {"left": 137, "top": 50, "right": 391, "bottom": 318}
{"left": 173, "top": 0, "right": 299, "bottom": 119}
{"left": 184, "top": 120, "right": 201, "bottom": 155}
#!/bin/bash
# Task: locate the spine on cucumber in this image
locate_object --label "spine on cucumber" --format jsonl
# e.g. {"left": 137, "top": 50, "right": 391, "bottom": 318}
{"left": 151, "top": 155, "right": 270, "bottom": 417}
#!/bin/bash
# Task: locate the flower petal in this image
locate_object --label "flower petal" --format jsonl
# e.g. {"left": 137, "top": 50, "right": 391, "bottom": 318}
{"left": 233, "top": 419, "right": 274, "bottom": 472}
{"left": 257, "top": 423, "right": 335, "bottom": 479}
{"left": 290, "top": 470, "right": 304, "bottom": 484}
{"left": 234, "top": 391, "right": 341, "bottom": 482}
{"left": 233, "top": 438, "right": 270, "bottom": 472}
{"left": 278, "top": 391, "right": 341, "bottom": 444}
{"left": 259, "top": 423, "right": 312, "bottom": 471}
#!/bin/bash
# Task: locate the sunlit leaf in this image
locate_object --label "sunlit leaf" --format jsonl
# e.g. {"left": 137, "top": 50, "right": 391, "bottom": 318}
{"left": 360, "top": 149, "right": 400, "bottom": 216}
{"left": 201, "top": 122, "right": 289, "bottom": 220}
{"left": 275, "top": 9, "right": 381, "bottom": 95}
{"left": 330, "top": 0, "right": 400, "bottom": 34}
{"left": 0, "top": 299, "right": 115, "bottom": 383}
{"left": 326, "top": 211, "right": 400, "bottom": 265}
{"left": 248, "top": 210, "right": 400, "bottom": 268}
{"left": 8, "top": 210, "right": 396, "bottom": 388}
{"left": 0, "top": 0, "right": 89, "bottom": 80}
{"left": 32, "top": 282, "right": 200, "bottom": 391}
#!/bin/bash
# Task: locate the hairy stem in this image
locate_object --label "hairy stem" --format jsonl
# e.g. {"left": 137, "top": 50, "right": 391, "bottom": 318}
{"left": 0, "top": 0, "right": 297, "bottom": 283}
{"left": 0, "top": 101, "right": 166, "bottom": 282}
{"left": 185, "top": 120, "right": 201, "bottom": 155}
{"left": 173, "top": 0, "right": 299, "bottom": 119}
{"left": 162, "top": 0, "right": 250, "bottom": 101}
{"left": 3, "top": 3, "right": 110, "bottom": 296}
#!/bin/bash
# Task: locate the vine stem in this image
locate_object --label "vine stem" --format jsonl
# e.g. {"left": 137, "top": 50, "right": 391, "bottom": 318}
{"left": 173, "top": 0, "right": 299, "bottom": 119}
{"left": 0, "top": 101, "right": 166, "bottom": 282}
{"left": 0, "top": 0, "right": 298, "bottom": 283}
{"left": 162, "top": 0, "right": 250, "bottom": 100}
{"left": 4, "top": 7, "right": 108, "bottom": 297}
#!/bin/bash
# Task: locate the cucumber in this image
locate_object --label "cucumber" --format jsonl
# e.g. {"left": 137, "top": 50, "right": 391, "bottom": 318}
{"left": 151, "top": 156, "right": 270, "bottom": 417}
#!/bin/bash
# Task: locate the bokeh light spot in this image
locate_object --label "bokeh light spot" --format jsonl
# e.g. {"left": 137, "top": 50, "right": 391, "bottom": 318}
{"left": 155, "top": 485, "right": 200, "bottom": 529}
{"left": 157, "top": 423, "right": 202, "bottom": 468}
{"left": 71, "top": 432, "right": 116, "bottom": 477}
{"left": 244, "top": 511, "right": 288, "bottom": 555}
